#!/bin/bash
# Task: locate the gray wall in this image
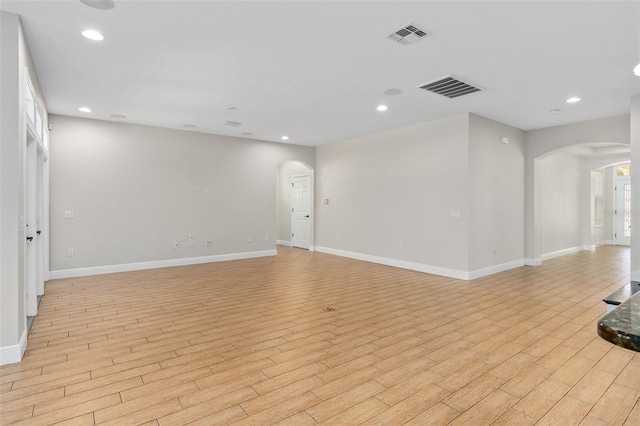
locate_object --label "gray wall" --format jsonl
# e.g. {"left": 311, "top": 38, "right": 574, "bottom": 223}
{"left": 468, "top": 114, "right": 525, "bottom": 271}
{"left": 540, "top": 152, "right": 583, "bottom": 255}
{"left": 48, "top": 115, "right": 315, "bottom": 272}
{"left": 316, "top": 114, "right": 470, "bottom": 272}
{"left": 0, "top": 11, "right": 47, "bottom": 357}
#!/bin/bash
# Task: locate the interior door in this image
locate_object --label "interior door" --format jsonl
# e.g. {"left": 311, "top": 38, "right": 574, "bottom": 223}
{"left": 291, "top": 175, "right": 310, "bottom": 249}
{"left": 615, "top": 177, "right": 631, "bottom": 246}
{"left": 25, "top": 134, "right": 38, "bottom": 316}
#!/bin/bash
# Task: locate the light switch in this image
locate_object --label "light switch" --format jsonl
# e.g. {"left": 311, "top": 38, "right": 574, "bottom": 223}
{"left": 65, "top": 210, "right": 74, "bottom": 219}
{"left": 451, "top": 210, "right": 461, "bottom": 219}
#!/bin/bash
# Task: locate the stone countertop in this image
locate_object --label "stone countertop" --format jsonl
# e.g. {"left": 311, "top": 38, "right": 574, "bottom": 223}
{"left": 598, "top": 290, "right": 640, "bottom": 352}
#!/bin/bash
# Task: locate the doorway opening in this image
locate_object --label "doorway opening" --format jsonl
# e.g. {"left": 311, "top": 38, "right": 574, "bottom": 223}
{"left": 276, "top": 161, "right": 314, "bottom": 250}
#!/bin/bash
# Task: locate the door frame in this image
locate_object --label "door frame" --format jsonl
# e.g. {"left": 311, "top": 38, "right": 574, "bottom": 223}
{"left": 291, "top": 174, "right": 311, "bottom": 250}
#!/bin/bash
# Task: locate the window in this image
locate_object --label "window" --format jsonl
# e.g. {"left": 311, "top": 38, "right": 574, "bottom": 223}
{"left": 616, "top": 165, "right": 631, "bottom": 176}
{"left": 594, "top": 169, "right": 604, "bottom": 227}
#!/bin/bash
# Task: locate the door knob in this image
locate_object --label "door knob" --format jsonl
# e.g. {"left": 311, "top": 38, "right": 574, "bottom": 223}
{"left": 304, "top": 215, "right": 310, "bottom": 218}
{"left": 26, "top": 236, "right": 33, "bottom": 242}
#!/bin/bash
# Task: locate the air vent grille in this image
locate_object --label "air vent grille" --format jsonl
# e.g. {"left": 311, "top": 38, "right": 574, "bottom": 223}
{"left": 387, "top": 23, "right": 429, "bottom": 45}
{"left": 416, "top": 75, "right": 483, "bottom": 98}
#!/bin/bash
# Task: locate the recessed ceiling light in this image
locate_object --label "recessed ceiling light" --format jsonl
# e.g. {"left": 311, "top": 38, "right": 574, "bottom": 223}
{"left": 81, "top": 29, "right": 104, "bottom": 41}
{"left": 566, "top": 97, "right": 581, "bottom": 103}
{"left": 548, "top": 108, "right": 561, "bottom": 114}
{"left": 183, "top": 124, "right": 197, "bottom": 128}
{"left": 281, "top": 136, "right": 289, "bottom": 140}
{"left": 634, "top": 63, "right": 640, "bottom": 76}
{"left": 110, "top": 114, "right": 126, "bottom": 119}
{"left": 376, "top": 105, "right": 388, "bottom": 111}
{"left": 79, "top": 0, "right": 115, "bottom": 10}
{"left": 383, "top": 88, "right": 402, "bottom": 96}
{"left": 241, "top": 132, "right": 253, "bottom": 136}
{"left": 78, "top": 107, "right": 91, "bottom": 113}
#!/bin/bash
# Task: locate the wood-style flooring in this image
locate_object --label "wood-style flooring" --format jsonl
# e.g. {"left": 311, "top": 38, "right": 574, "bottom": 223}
{"left": 1, "top": 245, "right": 639, "bottom": 425}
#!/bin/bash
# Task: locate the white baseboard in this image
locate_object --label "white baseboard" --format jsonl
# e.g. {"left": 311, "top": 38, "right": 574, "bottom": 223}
{"left": 0, "top": 329, "right": 27, "bottom": 366}
{"left": 525, "top": 258, "right": 542, "bottom": 266}
{"left": 632, "top": 269, "right": 640, "bottom": 282}
{"left": 314, "top": 246, "right": 525, "bottom": 281}
{"left": 276, "top": 240, "right": 292, "bottom": 247}
{"left": 541, "top": 246, "right": 582, "bottom": 261}
{"left": 582, "top": 245, "right": 596, "bottom": 252}
{"left": 49, "top": 250, "right": 278, "bottom": 280}
{"left": 468, "top": 259, "right": 526, "bottom": 280}
{"left": 603, "top": 239, "right": 615, "bottom": 245}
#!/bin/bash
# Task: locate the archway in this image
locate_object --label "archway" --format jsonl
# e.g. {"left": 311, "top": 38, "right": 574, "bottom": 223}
{"left": 276, "top": 161, "right": 315, "bottom": 250}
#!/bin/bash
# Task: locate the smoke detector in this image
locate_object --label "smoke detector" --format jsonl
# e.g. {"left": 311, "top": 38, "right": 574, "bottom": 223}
{"left": 387, "top": 23, "right": 429, "bottom": 46}
{"left": 416, "top": 75, "right": 484, "bottom": 98}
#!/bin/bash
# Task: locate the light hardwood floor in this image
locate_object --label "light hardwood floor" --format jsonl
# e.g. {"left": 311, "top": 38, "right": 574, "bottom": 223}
{"left": 1, "top": 246, "right": 639, "bottom": 425}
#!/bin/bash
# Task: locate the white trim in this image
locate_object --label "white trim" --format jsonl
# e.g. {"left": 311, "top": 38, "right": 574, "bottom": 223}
{"left": 541, "top": 246, "right": 582, "bottom": 261}
{"left": 308, "top": 245, "right": 316, "bottom": 252}
{"left": 49, "top": 250, "right": 277, "bottom": 279}
{"left": 582, "top": 245, "right": 596, "bottom": 252}
{"left": 525, "top": 258, "right": 542, "bottom": 266}
{"left": 603, "top": 239, "right": 615, "bottom": 245}
{"left": 0, "top": 329, "right": 28, "bottom": 366}
{"left": 276, "top": 240, "right": 292, "bottom": 247}
{"left": 468, "top": 259, "right": 526, "bottom": 280}
{"left": 315, "top": 246, "right": 469, "bottom": 280}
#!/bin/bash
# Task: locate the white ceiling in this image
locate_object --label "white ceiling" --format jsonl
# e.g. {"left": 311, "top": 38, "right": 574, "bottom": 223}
{"left": 2, "top": 1, "right": 639, "bottom": 147}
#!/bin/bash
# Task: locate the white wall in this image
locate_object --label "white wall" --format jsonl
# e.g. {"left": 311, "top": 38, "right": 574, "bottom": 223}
{"left": 468, "top": 114, "right": 525, "bottom": 271}
{"left": 0, "top": 11, "right": 48, "bottom": 364}
{"left": 48, "top": 115, "right": 314, "bottom": 275}
{"left": 277, "top": 161, "right": 312, "bottom": 243}
{"left": 316, "top": 114, "right": 470, "bottom": 275}
{"left": 540, "top": 152, "right": 583, "bottom": 256}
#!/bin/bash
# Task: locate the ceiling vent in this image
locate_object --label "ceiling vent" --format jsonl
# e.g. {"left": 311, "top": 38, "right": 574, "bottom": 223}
{"left": 223, "top": 121, "right": 241, "bottom": 127}
{"left": 416, "top": 75, "right": 484, "bottom": 98}
{"left": 387, "top": 23, "right": 429, "bottom": 45}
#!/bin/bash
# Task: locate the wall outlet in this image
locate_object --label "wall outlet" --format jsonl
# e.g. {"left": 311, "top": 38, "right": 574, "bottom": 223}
{"left": 67, "top": 248, "right": 74, "bottom": 257}
{"left": 189, "top": 188, "right": 195, "bottom": 194}
{"left": 247, "top": 236, "right": 252, "bottom": 242}
{"left": 65, "top": 210, "right": 74, "bottom": 219}
{"left": 205, "top": 239, "right": 212, "bottom": 246}
{"left": 204, "top": 188, "right": 210, "bottom": 195}
{"left": 265, "top": 235, "right": 269, "bottom": 241}
{"left": 399, "top": 242, "right": 404, "bottom": 250}
{"left": 173, "top": 241, "right": 179, "bottom": 248}
{"left": 451, "top": 210, "right": 461, "bottom": 219}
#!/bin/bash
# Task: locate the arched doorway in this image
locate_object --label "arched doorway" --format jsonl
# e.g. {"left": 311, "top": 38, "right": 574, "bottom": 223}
{"left": 276, "top": 161, "right": 315, "bottom": 250}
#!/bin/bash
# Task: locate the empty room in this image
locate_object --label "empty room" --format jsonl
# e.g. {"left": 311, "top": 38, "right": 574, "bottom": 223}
{"left": 1, "top": 1, "right": 640, "bottom": 425}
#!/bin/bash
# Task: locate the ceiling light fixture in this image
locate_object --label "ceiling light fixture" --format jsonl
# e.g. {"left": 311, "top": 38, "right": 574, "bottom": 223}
{"left": 566, "top": 97, "right": 581, "bottom": 103}
{"left": 79, "top": 0, "right": 115, "bottom": 10}
{"left": 81, "top": 29, "right": 104, "bottom": 41}
{"left": 78, "top": 107, "right": 91, "bottom": 113}
{"left": 376, "top": 105, "right": 388, "bottom": 111}
{"left": 383, "top": 88, "right": 402, "bottom": 96}
{"left": 281, "top": 136, "right": 289, "bottom": 140}
{"left": 634, "top": 63, "right": 640, "bottom": 76}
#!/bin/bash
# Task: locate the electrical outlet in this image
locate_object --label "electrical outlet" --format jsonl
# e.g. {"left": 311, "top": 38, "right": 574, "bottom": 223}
{"left": 65, "top": 210, "right": 74, "bottom": 219}
{"left": 189, "top": 188, "right": 195, "bottom": 194}
{"left": 173, "top": 241, "right": 179, "bottom": 248}
{"left": 399, "top": 242, "right": 404, "bottom": 250}
{"left": 265, "top": 235, "right": 269, "bottom": 241}
{"left": 67, "top": 248, "right": 74, "bottom": 257}
{"left": 205, "top": 239, "right": 212, "bottom": 246}
{"left": 247, "top": 236, "right": 252, "bottom": 242}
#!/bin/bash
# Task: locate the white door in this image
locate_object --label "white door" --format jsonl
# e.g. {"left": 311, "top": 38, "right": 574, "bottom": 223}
{"left": 36, "top": 146, "right": 45, "bottom": 296}
{"left": 25, "top": 134, "right": 38, "bottom": 316}
{"left": 291, "top": 175, "right": 310, "bottom": 249}
{"left": 615, "top": 177, "right": 631, "bottom": 246}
